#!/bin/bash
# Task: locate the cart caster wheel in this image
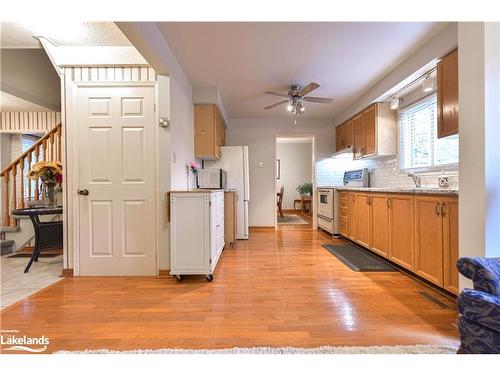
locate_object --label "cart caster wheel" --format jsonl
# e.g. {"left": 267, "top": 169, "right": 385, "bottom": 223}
{"left": 174, "top": 275, "right": 183, "bottom": 281}
{"left": 206, "top": 274, "right": 213, "bottom": 282}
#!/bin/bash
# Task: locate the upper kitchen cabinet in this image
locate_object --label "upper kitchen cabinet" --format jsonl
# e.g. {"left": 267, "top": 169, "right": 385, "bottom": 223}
{"left": 194, "top": 104, "right": 226, "bottom": 160}
{"left": 353, "top": 103, "right": 397, "bottom": 159}
{"left": 437, "top": 48, "right": 459, "bottom": 138}
{"left": 335, "top": 119, "right": 354, "bottom": 151}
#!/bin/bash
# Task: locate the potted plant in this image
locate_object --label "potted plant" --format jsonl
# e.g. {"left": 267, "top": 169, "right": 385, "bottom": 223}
{"left": 28, "top": 161, "right": 62, "bottom": 208}
{"left": 296, "top": 182, "right": 313, "bottom": 197}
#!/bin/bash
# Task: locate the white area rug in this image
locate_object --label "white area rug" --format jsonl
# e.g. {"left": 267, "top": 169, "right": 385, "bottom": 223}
{"left": 57, "top": 344, "right": 457, "bottom": 354}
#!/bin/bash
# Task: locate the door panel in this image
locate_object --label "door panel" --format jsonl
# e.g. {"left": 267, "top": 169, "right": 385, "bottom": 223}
{"left": 348, "top": 193, "right": 357, "bottom": 241}
{"left": 353, "top": 114, "right": 364, "bottom": 159}
{"left": 78, "top": 86, "right": 156, "bottom": 276}
{"left": 370, "top": 194, "right": 389, "bottom": 257}
{"left": 438, "top": 49, "right": 459, "bottom": 138}
{"left": 363, "top": 105, "right": 376, "bottom": 156}
{"left": 355, "top": 193, "right": 371, "bottom": 248}
{"left": 389, "top": 194, "right": 414, "bottom": 270}
{"left": 443, "top": 197, "right": 459, "bottom": 294}
{"left": 344, "top": 119, "right": 354, "bottom": 148}
{"left": 414, "top": 196, "right": 443, "bottom": 286}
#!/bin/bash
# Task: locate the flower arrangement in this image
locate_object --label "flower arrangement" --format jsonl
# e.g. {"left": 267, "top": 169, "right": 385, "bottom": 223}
{"left": 28, "top": 161, "right": 62, "bottom": 207}
{"left": 28, "top": 161, "right": 63, "bottom": 184}
{"left": 187, "top": 161, "right": 201, "bottom": 175}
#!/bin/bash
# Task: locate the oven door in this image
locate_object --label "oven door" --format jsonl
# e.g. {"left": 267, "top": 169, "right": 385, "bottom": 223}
{"left": 317, "top": 189, "right": 333, "bottom": 218}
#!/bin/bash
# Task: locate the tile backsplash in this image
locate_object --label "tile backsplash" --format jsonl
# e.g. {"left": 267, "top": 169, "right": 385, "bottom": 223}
{"left": 316, "top": 155, "right": 459, "bottom": 189}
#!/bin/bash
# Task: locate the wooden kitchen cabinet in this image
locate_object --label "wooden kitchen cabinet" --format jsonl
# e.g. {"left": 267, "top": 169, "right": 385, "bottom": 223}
{"left": 353, "top": 103, "right": 396, "bottom": 159}
{"left": 335, "top": 120, "right": 354, "bottom": 152}
{"left": 348, "top": 192, "right": 357, "bottom": 241}
{"left": 341, "top": 190, "right": 458, "bottom": 293}
{"left": 414, "top": 196, "right": 444, "bottom": 286}
{"left": 224, "top": 191, "right": 237, "bottom": 248}
{"left": 388, "top": 194, "right": 415, "bottom": 271}
{"left": 194, "top": 104, "right": 225, "bottom": 160}
{"left": 370, "top": 193, "right": 390, "bottom": 257}
{"left": 442, "top": 197, "right": 459, "bottom": 294}
{"left": 437, "top": 49, "right": 459, "bottom": 138}
{"left": 337, "top": 191, "right": 350, "bottom": 237}
{"left": 355, "top": 192, "right": 371, "bottom": 249}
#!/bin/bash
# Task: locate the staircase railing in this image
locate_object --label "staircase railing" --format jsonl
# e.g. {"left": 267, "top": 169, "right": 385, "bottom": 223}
{"left": 1, "top": 123, "right": 62, "bottom": 226}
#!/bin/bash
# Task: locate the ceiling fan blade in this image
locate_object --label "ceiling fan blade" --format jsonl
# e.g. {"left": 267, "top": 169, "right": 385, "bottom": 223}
{"left": 265, "top": 91, "right": 289, "bottom": 98}
{"left": 264, "top": 100, "right": 288, "bottom": 110}
{"left": 303, "top": 96, "right": 333, "bottom": 104}
{"left": 298, "top": 82, "right": 320, "bottom": 97}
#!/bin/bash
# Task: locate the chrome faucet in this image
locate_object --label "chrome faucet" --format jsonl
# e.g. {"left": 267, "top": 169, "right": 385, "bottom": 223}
{"left": 408, "top": 173, "right": 421, "bottom": 188}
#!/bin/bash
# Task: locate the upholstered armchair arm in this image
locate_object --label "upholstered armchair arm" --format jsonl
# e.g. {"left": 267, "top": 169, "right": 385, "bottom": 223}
{"left": 457, "top": 257, "right": 500, "bottom": 296}
{"left": 458, "top": 289, "right": 500, "bottom": 333}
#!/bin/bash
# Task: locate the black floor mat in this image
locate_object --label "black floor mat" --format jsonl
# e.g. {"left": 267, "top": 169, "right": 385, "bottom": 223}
{"left": 322, "top": 243, "right": 397, "bottom": 272}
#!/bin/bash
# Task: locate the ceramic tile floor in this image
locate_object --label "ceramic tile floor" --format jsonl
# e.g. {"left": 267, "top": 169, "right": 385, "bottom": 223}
{"left": 1, "top": 253, "right": 63, "bottom": 309}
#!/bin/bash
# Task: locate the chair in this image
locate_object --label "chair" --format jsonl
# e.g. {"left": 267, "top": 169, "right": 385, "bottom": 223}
{"left": 456, "top": 257, "right": 500, "bottom": 353}
{"left": 277, "top": 186, "right": 284, "bottom": 219}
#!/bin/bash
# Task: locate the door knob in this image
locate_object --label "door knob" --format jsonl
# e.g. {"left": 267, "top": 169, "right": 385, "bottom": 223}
{"left": 78, "top": 189, "right": 89, "bottom": 196}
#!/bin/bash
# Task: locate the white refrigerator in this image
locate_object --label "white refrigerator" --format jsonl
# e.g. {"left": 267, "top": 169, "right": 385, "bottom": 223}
{"left": 204, "top": 146, "right": 249, "bottom": 239}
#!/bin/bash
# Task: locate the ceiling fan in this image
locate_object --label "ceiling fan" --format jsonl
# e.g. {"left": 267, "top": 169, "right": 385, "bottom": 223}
{"left": 264, "top": 82, "right": 333, "bottom": 115}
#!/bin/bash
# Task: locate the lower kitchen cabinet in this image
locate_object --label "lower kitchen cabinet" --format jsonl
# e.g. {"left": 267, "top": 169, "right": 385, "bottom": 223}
{"left": 224, "top": 191, "right": 237, "bottom": 248}
{"left": 388, "top": 194, "right": 415, "bottom": 271}
{"left": 355, "top": 192, "right": 371, "bottom": 249}
{"left": 370, "top": 193, "right": 390, "bottom": 257}
{"left": 340, "top": 190, "right": 459, "bottom": 293}
{"left": 414, "top": 196, "right": 444, "bottom": 286}
{"left": 348, "top": 192, "right": 357, "bottom": 241}
{"left": 442, "top": 197, "right": 459, "bottom": 294}
{"left": 337, "top": 191, "right": 350, "bottom": 237}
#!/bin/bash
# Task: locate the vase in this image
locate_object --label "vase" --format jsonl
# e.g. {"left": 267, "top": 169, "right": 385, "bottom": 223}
{"left": 43, "top": 182, "right": 57, "bottom": 208}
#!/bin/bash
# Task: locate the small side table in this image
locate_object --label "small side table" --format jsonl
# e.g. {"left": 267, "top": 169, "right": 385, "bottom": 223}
{"left": 11, "top": 207, "right": 63, "bottom": 273}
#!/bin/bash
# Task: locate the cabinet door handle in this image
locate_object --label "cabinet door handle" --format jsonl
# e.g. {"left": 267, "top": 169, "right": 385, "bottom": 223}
{"left": 441, "top": 202, "right": 446, "bottom": 216}
{"left": 435, "top": 203, "right": 441, "bottom": 216}
{"left": 386, "top": 198, "right": 391, "bottom": 207}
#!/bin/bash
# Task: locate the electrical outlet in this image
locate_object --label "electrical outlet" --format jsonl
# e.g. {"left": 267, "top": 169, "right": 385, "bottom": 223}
{"left": 258, "top": 162, "right": 264, "bottom": 168}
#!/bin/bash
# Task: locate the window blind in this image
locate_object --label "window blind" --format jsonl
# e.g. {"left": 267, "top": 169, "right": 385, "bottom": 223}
{"left": 399, "top": 93, "right": 458, "bottom": 171}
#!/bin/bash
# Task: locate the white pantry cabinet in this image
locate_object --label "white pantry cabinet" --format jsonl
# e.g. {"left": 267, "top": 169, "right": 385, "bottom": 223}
{"left": 170, "top": 190, "right": 225, "bottom": 281}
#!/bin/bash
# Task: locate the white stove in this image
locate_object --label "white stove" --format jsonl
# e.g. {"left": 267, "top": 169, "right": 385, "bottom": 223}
{"left": 317, "top": 169, "right": 369, "bottom": 235}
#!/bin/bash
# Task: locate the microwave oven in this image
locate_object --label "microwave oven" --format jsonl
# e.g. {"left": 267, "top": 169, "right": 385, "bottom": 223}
{"left": 197, "top": 168, "right": 227, "bottom": 189}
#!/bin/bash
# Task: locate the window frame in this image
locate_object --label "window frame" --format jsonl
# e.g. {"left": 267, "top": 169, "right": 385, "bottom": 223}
{"left": 397, "top": 93, "right": 459, "bottom": 174}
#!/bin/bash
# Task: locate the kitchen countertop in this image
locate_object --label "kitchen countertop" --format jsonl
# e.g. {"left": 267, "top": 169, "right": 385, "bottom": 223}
{"left": 333, "top": 186, "right": 458, "bottom": 195}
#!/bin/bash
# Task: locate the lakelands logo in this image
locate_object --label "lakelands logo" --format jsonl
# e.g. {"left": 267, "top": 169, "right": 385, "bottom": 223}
{"left": 1, "top": 329, "right": 49, "bottom": 353}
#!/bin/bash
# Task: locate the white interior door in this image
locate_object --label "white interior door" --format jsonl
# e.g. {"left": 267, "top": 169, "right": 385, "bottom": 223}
{"left": 77, "top": 85, "right": 156, "bottom": 275}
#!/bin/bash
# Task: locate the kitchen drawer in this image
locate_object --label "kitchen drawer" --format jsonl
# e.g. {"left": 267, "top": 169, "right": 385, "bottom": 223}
{"left": 318, "top": 215, "right": 334, "bottom": 234}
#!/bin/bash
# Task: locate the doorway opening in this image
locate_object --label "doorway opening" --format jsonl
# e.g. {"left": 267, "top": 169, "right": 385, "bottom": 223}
{"left": 275, "top": 135, "right": 315, "bottom": 228}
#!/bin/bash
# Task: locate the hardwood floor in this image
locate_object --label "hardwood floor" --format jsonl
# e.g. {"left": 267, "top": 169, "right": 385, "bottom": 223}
{"left": 0, "top": 227, "right": 459, "bottom": 353}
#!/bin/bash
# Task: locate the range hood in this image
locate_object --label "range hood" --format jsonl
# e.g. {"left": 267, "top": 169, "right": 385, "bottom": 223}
{"left": 331, "top": 144, "right": 354, "bottom": 159}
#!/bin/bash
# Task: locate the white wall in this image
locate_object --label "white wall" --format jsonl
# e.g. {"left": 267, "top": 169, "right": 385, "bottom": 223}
{"left": 276, "top": 142, "right": 312, "bottom": 209}
{"left": 1, "top": 49, "right": 61, "bottom": 111}
{"left": 226, "top": 119, "right": 332, "bottom": 226}
{"left": 458, "top": 22, "right": 500, "bottom": 290}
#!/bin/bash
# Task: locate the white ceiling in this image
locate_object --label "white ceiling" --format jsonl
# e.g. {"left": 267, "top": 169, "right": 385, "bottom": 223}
{"left": 0, "top": 91, "right": 52, "bottom": 112}
{"left": 0, "top": 22, "right": 131, "bottom": 48}
{"left": 158, "top": 22, "right": 448, "bottom": 120}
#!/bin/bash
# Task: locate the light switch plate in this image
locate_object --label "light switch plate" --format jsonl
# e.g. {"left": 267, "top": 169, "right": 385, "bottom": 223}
{"left": 258, "top": 162, "right": 264, "bottom": 168}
